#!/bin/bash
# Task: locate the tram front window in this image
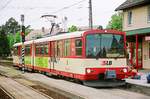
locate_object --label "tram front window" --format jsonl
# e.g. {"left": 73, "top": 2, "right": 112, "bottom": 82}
{"left": 86, "top": 34, "right": 125, "bottom": 58}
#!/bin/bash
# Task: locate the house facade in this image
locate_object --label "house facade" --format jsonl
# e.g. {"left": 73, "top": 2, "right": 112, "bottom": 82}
{"left": 116, "top": 0, "right": 150, "bottom": 69}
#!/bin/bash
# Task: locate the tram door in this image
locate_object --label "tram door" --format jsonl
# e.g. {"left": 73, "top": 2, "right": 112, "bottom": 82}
{"left": 50, "top": 41, "right": 55, "bottom": 71}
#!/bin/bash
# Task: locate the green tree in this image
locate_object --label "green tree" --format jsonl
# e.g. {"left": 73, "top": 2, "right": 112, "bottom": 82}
{"left": 4, "top": 17, "right": 21, "bottom": 34}
{"left": 0, "top": 17, "right": 31, "bottom": 56}
{"left": 0, "top": 27, "right": 10, "bottom": 56}
{"left": 68, "top": 25, "right": 78, "bottom": 32}
{"left": 5, "top": 18, "right": 31, "bottom": 46}
{"left": 106, "top": 13, "right": 122, "bottom": 31}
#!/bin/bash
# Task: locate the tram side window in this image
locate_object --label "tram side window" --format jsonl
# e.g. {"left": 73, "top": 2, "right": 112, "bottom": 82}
{"left": 41, "top": 44, "right": 49, "bottom": 55}
{"left": 35, "top": 45, "right": 41, "bottom": 55}
{"left": 75, "top": 39, "right": 82, "bottom": 56}
{"left": 25, "top": 46, "right": 30, "bottom": 56}
{"left": 64, "top": 39, "right": 71, "bottom": 56}
{"left": 35, "top": 44, "right": 49, "bottom": 56}
{"left": 41, "top": 46, "right": 45, "bottom": 54}
{"left": 54, "top": 42, "right": 58, "bottom": 57}
{"left": 44, "top": 44, "right": 49, "bottom": 55}
{"left": 57, "top": 41, "right": 63, "bottom": 57}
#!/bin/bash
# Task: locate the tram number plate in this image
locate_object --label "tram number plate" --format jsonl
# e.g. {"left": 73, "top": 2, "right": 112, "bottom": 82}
{"left": 105, "top": 70, "right": 116, "bottom": 79}
{"left": 101, "top": 61, "right": 112, "bottom": 65}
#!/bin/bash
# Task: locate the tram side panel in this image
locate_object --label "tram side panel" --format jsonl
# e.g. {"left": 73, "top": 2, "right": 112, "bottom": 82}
{"left": 13, "top": 45, "right": 22, "bottom": 67}
{"left": 51, "top": 58, "right": 127, "bottom": 81}
{"left": 48, "top": 38, "right": 87, "bottom": 79}
{"left": 53, "top": 58, "right": 85, "bottom": 78}
{"left": 24, "top": 44, "right": 33, "bottom": 69}
{"left": 33, "top": 43, "right": 50, "bottom": 72}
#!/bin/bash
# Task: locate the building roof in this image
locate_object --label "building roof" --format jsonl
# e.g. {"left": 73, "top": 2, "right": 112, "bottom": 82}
{"left": 26, "top": 27, "right": 63, "bottom": 41}
{"left": 115, "top": 0, "right": 150, "bottom": 11}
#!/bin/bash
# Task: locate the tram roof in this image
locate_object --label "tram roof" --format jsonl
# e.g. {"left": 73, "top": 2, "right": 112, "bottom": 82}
{"left": 34, "top": 31, "right": 85, "bottom": 43}
{"left": 13, "top": 29, "right": 125, "bottom": 46}
{"left": 13, "top": 42, "right": 22, "bottom": 47}
{"left": 13, "top": 40, "right": 34, "bottom": 47}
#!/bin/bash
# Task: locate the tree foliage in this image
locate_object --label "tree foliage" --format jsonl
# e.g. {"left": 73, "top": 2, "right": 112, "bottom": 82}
{"left": 68, "top": 25, "right": 78, "bottom": 32}
{"left": 106, "top": 13, "right": 122, "bottom": 31}
{"left": 0, "top": 17, "right": 31, "bottom": 56}
{"left": 0, "top": 27, "right": 10, "bottom": 56}
{"left": 4, "top": 17, "right": 21, "bottom": 34}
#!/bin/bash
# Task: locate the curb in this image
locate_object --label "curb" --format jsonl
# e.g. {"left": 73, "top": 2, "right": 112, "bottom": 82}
{"left": 125, "top": 81, "right": 150, "bottom": 96}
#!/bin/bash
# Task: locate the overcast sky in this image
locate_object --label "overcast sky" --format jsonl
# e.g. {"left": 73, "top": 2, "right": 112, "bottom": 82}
{"left": 0, "top": 0, "right": 126, "bottom": 29}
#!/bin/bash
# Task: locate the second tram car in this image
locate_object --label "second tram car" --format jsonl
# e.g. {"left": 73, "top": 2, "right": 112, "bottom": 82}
{"left": 13, "top": 29, "right": 128, "bottom": 87}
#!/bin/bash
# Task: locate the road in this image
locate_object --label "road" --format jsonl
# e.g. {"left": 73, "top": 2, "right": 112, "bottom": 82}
{"left": 0, "top": 64, "right": 150, "bottom": 99}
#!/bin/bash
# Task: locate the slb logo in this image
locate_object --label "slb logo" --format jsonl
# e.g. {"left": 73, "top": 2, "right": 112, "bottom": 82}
{"left": 101, "top": 61, "right": 112, "bottom": 65}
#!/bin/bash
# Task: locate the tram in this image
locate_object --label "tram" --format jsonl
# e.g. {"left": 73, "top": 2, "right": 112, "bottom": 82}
{"left": 13, "top": 29, "right": 129, "bottom": 87}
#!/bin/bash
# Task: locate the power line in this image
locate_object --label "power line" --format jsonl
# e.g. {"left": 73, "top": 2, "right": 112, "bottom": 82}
{"left": 52, "top": 0, "right": 87, "bottom": 14}
{"left": 0, "top": 0, "right": 13, "bottom": 12}
{"left": 1, "top": 6, "right": 55, "bottom": 10}
{"left": 28, "top": 0, "right": 88, "bottom": 27}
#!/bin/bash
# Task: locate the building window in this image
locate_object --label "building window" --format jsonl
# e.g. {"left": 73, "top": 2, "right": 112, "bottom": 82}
{"left": 128, "top": 11, "right": 132, "bottom": 25}
{"left": 75, "top": 39, "right": 82, "bottom": 56}
{"left": 148, "top": 6, "right": 150, "bottom": 22}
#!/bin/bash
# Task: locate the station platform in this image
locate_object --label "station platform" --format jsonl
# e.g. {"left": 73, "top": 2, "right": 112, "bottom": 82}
{"left": 125, "top": 70, "right": 150, "bottom": 96}
{"left": 126, "top": 69, "right": 150, "bottom": 87}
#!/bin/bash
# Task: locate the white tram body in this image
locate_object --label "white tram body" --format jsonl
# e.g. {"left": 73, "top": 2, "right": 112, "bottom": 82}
{"left": 13, "top": 30, "right": 128, "bottom": 86}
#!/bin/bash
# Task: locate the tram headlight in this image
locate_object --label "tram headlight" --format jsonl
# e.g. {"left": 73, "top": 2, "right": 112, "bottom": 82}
{"left": 86, "top": 69, "right": 91, "bottom": 73}
{"left": 123, "top": 68, "right": 127, "bottom": 73}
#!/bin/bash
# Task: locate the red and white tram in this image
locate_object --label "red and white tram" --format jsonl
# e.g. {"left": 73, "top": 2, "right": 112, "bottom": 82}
{"left": 13, "top": 29, "right": 129, "bottom": 87}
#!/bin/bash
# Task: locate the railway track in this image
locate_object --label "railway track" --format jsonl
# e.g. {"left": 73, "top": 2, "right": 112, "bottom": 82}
{"left": 0, "top": 64, "right": 74, "bottom": 99}
{"left": 0, "top": 86, "right": 14, "bottom": 99}
{"left": 0, "top": 76, "right": 52, "bottom": 99}
{"left": 0, "top": 61, "right": 150, "bottom": 99}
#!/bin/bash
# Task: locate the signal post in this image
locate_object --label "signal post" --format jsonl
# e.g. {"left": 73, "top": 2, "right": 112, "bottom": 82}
{"left": 21, "top": 14, "right": 25, "bottom": 73}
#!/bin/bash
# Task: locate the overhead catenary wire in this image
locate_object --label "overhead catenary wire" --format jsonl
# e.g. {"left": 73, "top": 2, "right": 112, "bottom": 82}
{"left": 52, "top": 0, "right": 87, "bottom": 14}
{"left": 0, "top": 0, "right": 13, "bottom": 23}
{"left": 0, "top": 0, "right": 13, "bottom": 12}
{"left": 27, "top": 0, "right": 88, "bottom": 23}
{"left": 0, "top": 0, "right": 89, "bottom": 28}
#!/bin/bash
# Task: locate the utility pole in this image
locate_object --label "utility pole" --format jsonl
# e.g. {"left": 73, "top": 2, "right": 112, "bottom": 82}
{"left": 89, "top": 0, "right": 93, "bottom": 29}
{"left": 13, "top": 28, "right": 16, "bottom": 44}
{"left": 21, "top": 14, "right": 25, "bottom": 73}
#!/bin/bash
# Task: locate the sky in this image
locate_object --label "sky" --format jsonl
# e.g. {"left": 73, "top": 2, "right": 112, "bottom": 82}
{"left": 0, "top": 0, "right": 126, "bottom": 29}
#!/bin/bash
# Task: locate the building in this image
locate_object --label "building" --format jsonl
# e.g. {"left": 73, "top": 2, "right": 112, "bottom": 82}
{"left": 116, "top": 0, "right": 150, "bottom": 69}
{"left": 26, "top": 27, "right": 63, "bottom": 41}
